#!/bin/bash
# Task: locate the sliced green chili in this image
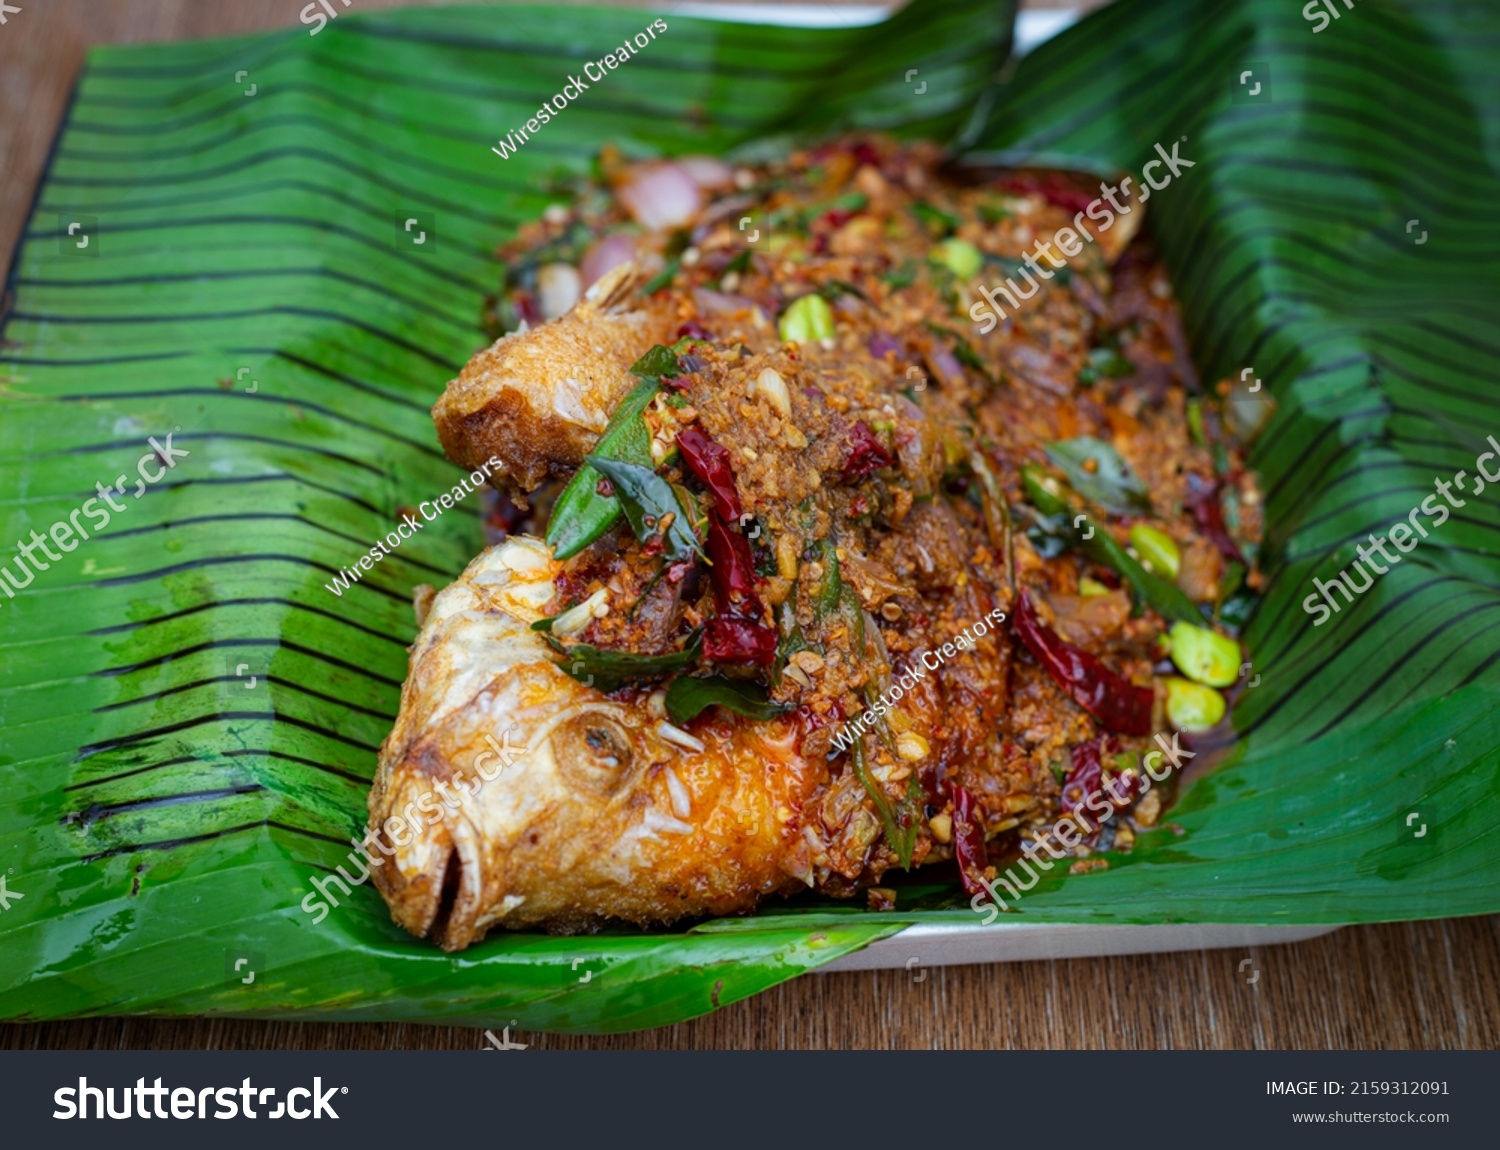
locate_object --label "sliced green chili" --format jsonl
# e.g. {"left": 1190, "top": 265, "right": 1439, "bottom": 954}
{"left": 815, "top": 538, "right": 843, "bottom": 617}
{"left": 1022, "top": 464, "right": 1201, "bottom": 624}
{"left": 641, "top": 257, "right": 680, "bottom": 295}
{"left": 544, "top": 632, "right": 702, "bottom": 693}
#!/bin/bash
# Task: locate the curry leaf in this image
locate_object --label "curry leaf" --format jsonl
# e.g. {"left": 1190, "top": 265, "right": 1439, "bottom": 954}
{"left": 542, "top": 345, "right": 687, "bottom": 560}
{"left": 1076, "top": 347, "right": 1135, "bottom": 385}
{"left": 630, "top": 344, "right": 683, "bottom": 380}
{"left": 851, "top": 739, "right": 922, "bottom": 870}
{"left": 1045, "top": 437, "right": 1150, "bottom": 515}
{"left": 586, "top": 455, "right": 704, "bottom": 561}
{"left": 911, "top": 201, "right": 961, "bottom": 236}
{"left": 1022, "top": 465, "right": 1201, "bottom": 624}
{"left": 664, "top": 675, "right": 791, "bottom": 724}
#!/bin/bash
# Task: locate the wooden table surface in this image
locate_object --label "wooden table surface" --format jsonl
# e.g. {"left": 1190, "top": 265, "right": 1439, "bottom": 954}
{"left": 3, "top": 0, "right": 1497, "bottom": 1052}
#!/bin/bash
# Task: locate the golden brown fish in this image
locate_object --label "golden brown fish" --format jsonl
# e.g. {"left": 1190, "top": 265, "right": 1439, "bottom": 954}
{"left": 370, "top": 138, "right": 1263, "bottom": 948}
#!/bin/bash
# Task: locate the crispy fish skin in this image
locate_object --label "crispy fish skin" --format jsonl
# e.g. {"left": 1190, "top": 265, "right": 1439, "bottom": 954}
{"left": 368, "top": 537, "right": 823, "bottom": 946}
{"left": 431, "top": 264, "right": 679, "bottom": 494}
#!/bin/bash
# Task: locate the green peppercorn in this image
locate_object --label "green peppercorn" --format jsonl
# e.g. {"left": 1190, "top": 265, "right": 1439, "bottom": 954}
{"left": 1164, "top": 676, "right": 1226, "bottom": 731}
{"left": 1167, "top": 621, "right": 1241, "bottom": 687}
{"left": 778, "top": 294, "right": 835, "bottom": 343}
{"left": 1129, "top": 523, "right": 1181, "bottom": 580}
{"left": 932, "top": 238, "right": 983, "bottom": 280}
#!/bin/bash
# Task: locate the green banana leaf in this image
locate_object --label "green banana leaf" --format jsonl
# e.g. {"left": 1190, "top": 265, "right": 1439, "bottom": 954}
{"left": 1, "top": 0, "right": 1496, "bottom": 1035}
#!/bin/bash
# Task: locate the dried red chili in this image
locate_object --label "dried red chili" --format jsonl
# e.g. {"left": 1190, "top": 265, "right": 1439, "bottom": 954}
{"left": 704, "top": 616, "right": 777, "bottom": 665}
{"left": 511, "top": 289, "right": 541, "bottom": 327}
{"left": 675, "top": 425, "right": 777, "bottom": 664}
{"left": 1186, "top": 473, "right": 1245, "bottom": 565}
{"left": 1013, "top": 589, "right": 1153, "bottom": 736}
{"left": 948, "top": 783, "right": 989, "bottom": 897}
{"left": 1104, "top": 758, "right": 1148, "bottom": 809}
{"left": 1064, "top": 737, "right": 1134, "bottom": 833}
{"left": 482, "top": 492, "right": 525, "bottom": 536}
{"left": 705, "top": 516, "right": 757, "bottom": 614}
{"left": 1063, "top": 737, "right": 1145, "bottom": 834}
{"left": 1061, "top": 739, "right": 1105, "bottom": 829}
{"left": 996, "top": 171, "right": 1096, "bottom": 217}
{"left": 676, "top": 426, "right": 743, "bottom": 522}
{"left": 840, "top": 421, "right": 894, "bottom": 482}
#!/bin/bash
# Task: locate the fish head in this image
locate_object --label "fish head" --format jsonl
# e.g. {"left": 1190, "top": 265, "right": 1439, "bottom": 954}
{"left": 367, "top": 537, "right": 819, "bottom": 948}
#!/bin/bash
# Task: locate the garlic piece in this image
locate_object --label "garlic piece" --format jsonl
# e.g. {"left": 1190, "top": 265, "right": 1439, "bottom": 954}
{"left": 551, "top": 588, "right": 608, "bottom": 637}
{"left": 896, "top": 731, "right": 930, "bottom": 762}
{"left": 536, "top": 263, "right": 582, "bottom": 320}
{"left": 754, "top": 368, "right": 792, "bottom": 417}
{"left": 928, "top": 812, "right": 953, "bottom": 843}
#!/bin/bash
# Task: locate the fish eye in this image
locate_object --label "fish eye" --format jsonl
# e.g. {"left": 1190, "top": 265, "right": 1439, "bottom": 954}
{"left": 585, "top": 727, "right": 622, "bottom": 765}
{"left": 555, "top": 715, "right": 634, "bottom": 793}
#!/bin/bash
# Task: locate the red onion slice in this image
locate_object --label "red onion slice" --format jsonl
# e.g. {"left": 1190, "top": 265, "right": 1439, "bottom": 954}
{"left": 675, "top": 156, "right": 735, "bottom": 190}
{"left": 691, "top": 286, "right": 756, "bottom": 314}
{"left": 616, "top": 162, "right": 703, "bottom": 230}
{"left": 579, "top": 232, "right": 638, "bottom": 289}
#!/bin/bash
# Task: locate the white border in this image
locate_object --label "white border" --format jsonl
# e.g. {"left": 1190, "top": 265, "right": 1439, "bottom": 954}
{"left": 820, "top": 922, "right": 1340, "bottom": 972}
{"left": 676, "top": 4, "right": 1081, "bottom": 54}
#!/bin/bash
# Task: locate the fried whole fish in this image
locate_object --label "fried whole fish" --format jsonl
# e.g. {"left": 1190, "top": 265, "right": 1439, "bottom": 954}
{"left": 370, "top": 138, "right": 1263, "bottom": 947}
